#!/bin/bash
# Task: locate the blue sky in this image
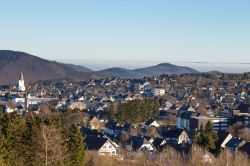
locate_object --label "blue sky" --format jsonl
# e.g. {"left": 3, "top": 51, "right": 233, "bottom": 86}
{"left": 0, "top": 0, "right": 250, "bottom": 69}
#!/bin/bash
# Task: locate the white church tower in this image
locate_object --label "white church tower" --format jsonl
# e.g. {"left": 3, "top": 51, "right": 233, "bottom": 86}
{"left": 18, "top": 72, "right": 26, "bottom": 92}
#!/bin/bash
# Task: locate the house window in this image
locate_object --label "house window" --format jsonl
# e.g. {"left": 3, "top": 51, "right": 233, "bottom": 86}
{"left": 112, "top": 151, "right": 115, "bottom": 154}
{"left": 103, "top": 146, "right": 106, "bottom": 149}
{"left": 109, "top": 145, "right": 112, "bottom": 148}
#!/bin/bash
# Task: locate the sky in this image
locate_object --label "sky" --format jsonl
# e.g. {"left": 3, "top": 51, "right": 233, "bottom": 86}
{"left": 0, "top": 0, "right": 250, "bottom": 71}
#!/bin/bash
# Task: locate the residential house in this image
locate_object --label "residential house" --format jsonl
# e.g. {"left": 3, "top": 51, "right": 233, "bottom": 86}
{"left": 89, "top": 117, "right": 105, "bottom": 130}
{"left": 234, "top": 104, "right": 250, "bottom": 128}
{"left": 144, "top": 119, "right": 160, "bottom": 129}
{"left": 123, "top": 122, "right": 134, "bottom": 132}
{"left": 162, "top": 128, "right": 190, "bottom": 144}
{"left": 157, "top": 109, "right": 177, "bottom": 121}
{"left": 176, "top": 105, "right": 198, "bottom": 130}
{"left": 152, "top": 137, "right": 167, "bottom": 151}
{"left": 224, "top": 137, "right": 246, "bottom": 153}
{"left": 125, "top": 136, "right": 156, "bottom": 153}
{"left": 105, "top": 120, "right": 123, "bottom": 137}
{"left": 164, "top": 101, "right": 173, "bottom": 110}
{"left": 153, "top": 88, "right": 165, "bottom": 96}
{"left": 84, "top": 136, "right": 119, "bottom": 156}
{"left": 68, "top": 102, "right": 86, "bottom": 111}
{"left": 221, "top": 94, "right": 235, "bottom": 109}
{"left": 202, "top": 151, "right": 216, "bottom": 163}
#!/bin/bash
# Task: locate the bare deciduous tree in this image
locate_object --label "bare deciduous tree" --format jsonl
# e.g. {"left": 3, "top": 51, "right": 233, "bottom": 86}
{"left": 34, "top": 124, "right": 66, "bottom": 166}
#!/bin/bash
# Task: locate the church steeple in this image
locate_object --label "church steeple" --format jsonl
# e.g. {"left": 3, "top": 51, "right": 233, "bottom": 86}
{"left": 18, "top": 72, "right": 26, "bottom": 92}
{"left": 20, "top": 72, "right": 24, "bottom": 80}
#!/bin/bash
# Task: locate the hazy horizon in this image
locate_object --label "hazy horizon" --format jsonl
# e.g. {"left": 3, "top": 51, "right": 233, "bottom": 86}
{"left": 56, "top": 58, "right": 250, "bottom": 73}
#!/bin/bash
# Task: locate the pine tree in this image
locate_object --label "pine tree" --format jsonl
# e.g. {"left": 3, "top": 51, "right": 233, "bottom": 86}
{"left": 192, "top": 121, "right": 218, "bottom": 152}
{"left": 0, "top": 109, "right": 6, "bottom": 166}
{"left": 204, "top": 121, "right": 218, "bottom": 151}
{"left": 1, "top": 113, "right": 15, "bottom": 165}
{"left": 67, "top": 124, "right": 86, "bottom": 166}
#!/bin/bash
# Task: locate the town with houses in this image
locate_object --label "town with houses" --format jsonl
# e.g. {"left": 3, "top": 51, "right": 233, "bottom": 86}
{"left": 1, "top": 71, "right": 250, "bottom": 163}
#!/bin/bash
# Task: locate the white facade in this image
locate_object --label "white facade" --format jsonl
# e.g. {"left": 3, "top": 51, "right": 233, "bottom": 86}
{"left": 176, "top": 117, "right": 190, "bottom": 130}
{"left": 220, "top": 133, "right": 233, "bottom": 148}
{"left": 26, "top": 95, "right": 58, "bottom": 108}
{"left": 149, "top": 121, "right": 160, "bottom": 128}
{"left": 99, "top": 140, "right": 118, "bottom": 156}
{"left": 6, "top": 107, "right": 15, "bottom": 114}
{"left": 153, "top": 88, "right": 165, "bottom": 96}
{"left": 17, "top": 72, "right": 26, "bottom": 92}
{"left": 14, "top": 97, "right": 25, "bottom": 107}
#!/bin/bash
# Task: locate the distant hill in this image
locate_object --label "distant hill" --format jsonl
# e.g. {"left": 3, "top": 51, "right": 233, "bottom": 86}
{"left": 100, "top": 63, "right": 198, "bottom": 78}
{"left": 134, "top": 63, "right": 198, "bottom": 76}
{"left": 99, "top": 68, "right": 142, "bottom": 78}
{"left": 0, "top": 50, "right": 104, "bottom": 85}
{"left": 65, "top": 64, "right": 93, "bottom": 73}
{"left": 0, "top": 50, "right": 199, "bottom": 85}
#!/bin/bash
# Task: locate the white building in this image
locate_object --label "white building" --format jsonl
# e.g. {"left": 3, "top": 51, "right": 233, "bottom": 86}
{"left": 13, "top": 97, "right": 25, "bottom": 107}
{"left": 84, "top": 136, "right": 119, "bottom": 156}
{"left": 17, "top": 72, "right": 26, "bottom": 92}
{"left": 153, "top": 88, "right": 165, "bottom": 96}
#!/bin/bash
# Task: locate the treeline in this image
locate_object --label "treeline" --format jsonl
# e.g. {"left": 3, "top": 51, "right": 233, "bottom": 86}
{"left": 109, "top": 99, "right": 160, "bottom": 123}
{"left": 0, "top": 109, "right": 86, "bottom": 166}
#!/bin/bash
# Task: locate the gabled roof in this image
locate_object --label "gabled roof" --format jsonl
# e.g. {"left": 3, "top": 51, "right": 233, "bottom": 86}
{"left": 177, "top": 111, "right": 203, "bottom": 119}
{"left": 126, "top": 136, "right": 155, "bottom": 151}
{"left": 162, "top": 128, "right": 187, "bottom": 138}
{"left": 84, "top": 136, "right": 108, "bottom": 150}
{"left": 153, "top": 137, "right": 166, "bottom": 149}
{"left": 144, "top": 136, "right": 154, "bottom": 143}
{"left": 81, "top": 127, "right": 104, "bottom": 138}
{"left": 106, "top": 120, "right": 120, "bottom": 128}
{"left": 84, "top": 136, "right": 118, "bottom": 151}
{"left": 123, "top": 122, "right": 133, "bottom": 131}
{"left": 225, "top": 137, "right": 246, "bottom": 149}
{"left": 217, "top": 131, "right": 231, "bottom": 145}
{"left": 179, "top": 104, "right": 195, "bottom": 112}
{"left": 145, "top": 118, "right": 157, "bottom": 126}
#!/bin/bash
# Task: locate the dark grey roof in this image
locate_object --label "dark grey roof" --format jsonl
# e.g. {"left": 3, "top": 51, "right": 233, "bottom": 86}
{"left": 126, "top": 136, "right": 153, "bottom": 151}
{"left": 237, "top": 104, "right": 250, "bottom": 113}
{"left": 106, "top": 120, "right": 120, "bottom": 128}
{"left": 177, "top": 111, "right": 203, "bottom": 119}
{"left": 145, "top": 118, "right": 156, "bottom": 126}
{"left": 123, "top": 122, "right": 133, "bottom": 131}
{"left": 225, "top": 137, "right": 245, "bottom": 149}
{"left": 162, "top": 128, "right": 186, "bottom": 138}
{"left": 153, "top": 137, "right": 165, "bottom": 150}
{"left": 84, "top": 136, "right": 108, "bottom": 150}
{"left": 81, "top": 127, "right": 104, "bottom": 138}
{"left": 216, "top": 131, "right": 231, "bottom": 146}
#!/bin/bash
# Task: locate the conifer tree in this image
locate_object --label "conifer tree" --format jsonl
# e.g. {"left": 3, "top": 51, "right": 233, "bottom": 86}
{"left": 192, "top": 121, "right": 218, "bottom": 152}
{"left": 67, "top": 124, "right": 86, "bottom": 166}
